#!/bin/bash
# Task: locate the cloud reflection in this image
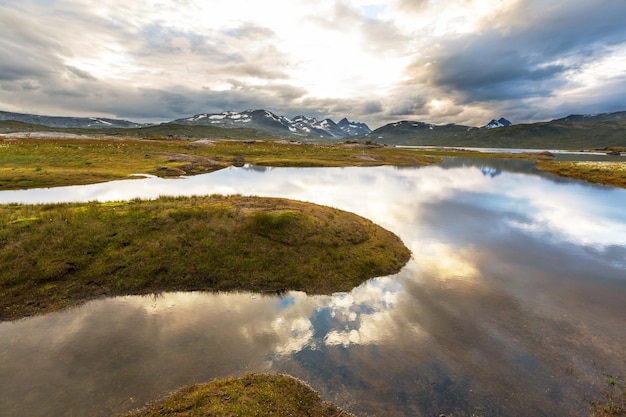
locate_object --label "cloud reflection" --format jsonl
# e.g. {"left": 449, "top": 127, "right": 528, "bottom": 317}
{"left": 0, "top": 291, "right": 325, "bottom": 416}
{"left": 1, "top": 161, "right": 625, "bottom": 416}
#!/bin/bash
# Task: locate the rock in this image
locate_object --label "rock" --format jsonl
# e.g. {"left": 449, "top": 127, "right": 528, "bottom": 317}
{"left": 157, "top": 166, "right": 186, "bottom": 176}
{"left": 233, "top": 155, "right": 245, "bottom": 167}
{"left": 189, "top": 139, "right": 215, "bottom": 147}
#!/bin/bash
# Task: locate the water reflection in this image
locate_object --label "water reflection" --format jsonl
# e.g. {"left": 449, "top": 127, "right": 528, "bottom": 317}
{"left": 1, "top": 160, "right": 625, "bottom": 417}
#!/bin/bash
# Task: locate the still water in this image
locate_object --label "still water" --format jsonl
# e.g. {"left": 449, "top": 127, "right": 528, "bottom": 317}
{"left": 1, "top": 159, "right": 625, "bottom": 417}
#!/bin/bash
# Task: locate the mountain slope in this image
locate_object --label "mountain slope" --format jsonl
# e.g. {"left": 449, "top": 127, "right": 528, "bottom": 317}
{"left": 366, "top": 121, "right": 475, "bottom": 145}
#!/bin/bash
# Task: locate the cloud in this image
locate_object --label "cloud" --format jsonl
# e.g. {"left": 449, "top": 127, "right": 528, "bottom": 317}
{"left": 0, "top": 7, "right": 65, "bottom": 82}
{"left": 393, "top": 0, "right": 429, "bottom": 14}
{"left": 224, "top": 23, "right": 275, "bottom": 40}
{"left": 309, "top": 2, "right": 410, "bottom": 54}
{"left": 0, "top": 0, "right": 625, "bottom": 127}
{"left": 386, "top": 95, "right": 428, "bottom": 117}
{"left": 350, "top": 0, "right": 626, "bottom": 126}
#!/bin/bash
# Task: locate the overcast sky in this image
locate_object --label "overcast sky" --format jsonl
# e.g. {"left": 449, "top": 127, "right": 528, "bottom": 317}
{"left": 1, "top": 0, "right": 625, "bottom": 128}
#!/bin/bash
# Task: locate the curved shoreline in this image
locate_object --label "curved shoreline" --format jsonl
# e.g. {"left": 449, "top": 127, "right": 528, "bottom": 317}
{"left": 118, "top": 373, "right": 356, "bottom": 417}
{"left": 0, "top": 195, "right": 411, "bottom": 321}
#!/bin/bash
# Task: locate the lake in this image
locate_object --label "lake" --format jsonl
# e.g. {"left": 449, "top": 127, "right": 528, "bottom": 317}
{"left": 1, "top": 158, "right": 625, "bottom": 417}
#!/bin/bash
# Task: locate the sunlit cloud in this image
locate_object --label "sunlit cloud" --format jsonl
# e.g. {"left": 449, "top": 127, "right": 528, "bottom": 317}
{"left": 0, "top": 0, "right": 625, "bottom": 126}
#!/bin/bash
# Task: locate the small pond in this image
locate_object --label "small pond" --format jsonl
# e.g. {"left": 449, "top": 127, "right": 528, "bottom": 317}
{"left": 1, "top": 158, "right": 625, "bottom": 417}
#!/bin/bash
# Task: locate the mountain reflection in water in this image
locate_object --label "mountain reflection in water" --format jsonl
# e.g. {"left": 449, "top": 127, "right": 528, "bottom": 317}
{"left": 1, "top": 159, "right": 625, "bottom": 417}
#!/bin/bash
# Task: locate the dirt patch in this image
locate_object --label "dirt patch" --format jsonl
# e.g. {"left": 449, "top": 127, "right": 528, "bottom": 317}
{"left": 354, "top": 153, "right": 384, "bottom": 161}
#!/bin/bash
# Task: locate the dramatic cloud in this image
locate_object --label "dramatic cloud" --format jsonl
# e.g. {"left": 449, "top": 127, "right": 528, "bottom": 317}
{"left": 0, "top": 0, "right": 625, "bottom": 127}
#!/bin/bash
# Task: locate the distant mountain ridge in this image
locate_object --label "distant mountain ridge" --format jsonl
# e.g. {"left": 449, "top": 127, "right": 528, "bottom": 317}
{"left": 553, "top": 111, "right": 626, "bottom": 123}
{"left": 370, "top": 120, "right": 472, "bottom": 137}
{"left": 363, "top": 111, "right": 626, "bottom": 149}
{"left": 170, "top": 110, "right": 371, "bottom": 139}
{"left": 0, "top": 110, "right": 144, "bottom": 129}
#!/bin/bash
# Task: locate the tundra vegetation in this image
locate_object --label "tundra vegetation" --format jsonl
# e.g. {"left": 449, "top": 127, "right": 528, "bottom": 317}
{"left": 0, "top": 137, "right": 441, "bottom": 190}
{"left": 119, "top": 373, "right": 355, "bottom": 417}
{"left": 536, "top": 160, "right": 626, "bottom": 188}
{"left": 2, "top": 136, "right": 621, "bottom": 190}
{"left": 590, "top": 375, "right": 626, "bottom": 417}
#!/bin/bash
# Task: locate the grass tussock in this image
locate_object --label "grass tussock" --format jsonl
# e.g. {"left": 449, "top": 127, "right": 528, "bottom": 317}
{"left": 590, "top": 375, "right": 626, "bottom": 417}
{"left": 536, "top": 161, "right": 626, "bottom": 188}
{"left": 119, "top": 373, "right": 354, "bottom": 417}
{"left": 0, "top": 195, "right": 410, "bottom": 321}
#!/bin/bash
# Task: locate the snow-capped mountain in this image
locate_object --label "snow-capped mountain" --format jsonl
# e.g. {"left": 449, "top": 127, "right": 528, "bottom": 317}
{"left": 337, "top": 118, "right": 371, "bottom": 136}
{"left": 171, "top": 110, "right": 371, "bottom": 139}
{"left": 290, "top": 115, "right": 343, "bottom": 137}
{"left": 483, "top": 118, "right": 512, "bottom": 129}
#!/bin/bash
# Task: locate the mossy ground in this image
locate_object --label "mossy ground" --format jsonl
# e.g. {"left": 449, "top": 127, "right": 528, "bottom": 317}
{"left": 119, "top": 373, "right": 354, "bottom": 417}
{"left": 0, "top": 138, "right": 441, "bottom": 190}
{"left": 536, "top": 160, "right": 626, "bottom": 188}
{"left": 0, "top": 195, "right": 410, "bottom": 321}
{"left": 590, "top": 375, "right": 626, "bottom": 417}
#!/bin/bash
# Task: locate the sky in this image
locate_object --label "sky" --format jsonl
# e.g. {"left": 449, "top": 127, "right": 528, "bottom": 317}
{"left": 1, "top": 0, "right": 626, "bottom": 129}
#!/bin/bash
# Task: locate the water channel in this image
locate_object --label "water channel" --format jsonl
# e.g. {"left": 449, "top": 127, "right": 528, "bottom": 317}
{"left": 1, "top": 158, "right": 625, "bottom": 417}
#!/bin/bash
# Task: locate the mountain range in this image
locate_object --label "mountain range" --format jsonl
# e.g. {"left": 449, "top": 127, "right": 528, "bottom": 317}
{"left": 169, "top": 110, "right": 371, "bottom": 138}
{"left": 1, "top": 109, "right": 625, "bottom": 149}
{"left": 0, "top": 109, "right": 370, "bottom": 139}
{"left": 365, "top": 112, "right": 626, "bottom": 149}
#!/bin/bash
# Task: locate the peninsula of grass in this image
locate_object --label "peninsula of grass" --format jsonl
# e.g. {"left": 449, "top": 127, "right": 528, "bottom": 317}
{"left": 536, "top": 160, "right": 626, "bottom": 188}
{"left": 0, "top": 195, "right": 410, "bottom": 321}
{"left": 0, "top": 137, "right": 441, "bottom": 190}
{"left": 119, "top": 373, "right": 354, "bottom": 417}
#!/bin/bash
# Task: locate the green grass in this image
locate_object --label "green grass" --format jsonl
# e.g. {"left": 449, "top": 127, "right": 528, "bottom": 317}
{"left": 590, "top": 375, "right": 626, "bottom": 417}
{"left": 536, "top": 161, "right": 626, "bottom": 188}
{"left": 119, "top": 373, "right": 354, "bottom": 417}
{"left": 0, "top": 138, "right": 441, "bottom": 190}
{"left": 0, "top": 195, "right": 410, "bottom": 321}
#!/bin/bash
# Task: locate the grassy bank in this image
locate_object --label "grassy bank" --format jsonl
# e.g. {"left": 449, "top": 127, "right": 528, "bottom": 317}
{"left": 536, "top": 161, "right": 626, "bottom": 189}
{"left": 119, "top": 373, "right": 354, "bottom": 417}
{"left": 0, "top": 195, "right": 410, "bottom": 321}
{"left": 0, "top": 137, "right": 441, "bottom": 190}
